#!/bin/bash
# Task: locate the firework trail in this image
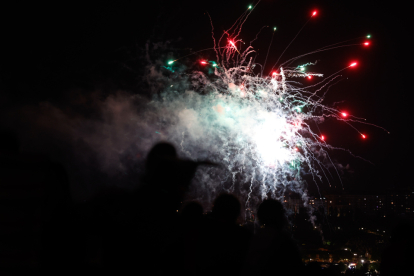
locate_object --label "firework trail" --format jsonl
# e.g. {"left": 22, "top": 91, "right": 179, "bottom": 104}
{"left": 145, "top": 3, "right": 385, "bottom": 217}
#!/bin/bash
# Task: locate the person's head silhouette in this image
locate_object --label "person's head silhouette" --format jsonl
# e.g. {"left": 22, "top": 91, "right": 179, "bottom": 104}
{"left": 144, "top": 142, "right": 218, "bottom": 193}
{"left": 257, "top": 199, "right": 287, "bottom": 230}
{"left": 212, "top": 193, "right": 241, "bottom": 223}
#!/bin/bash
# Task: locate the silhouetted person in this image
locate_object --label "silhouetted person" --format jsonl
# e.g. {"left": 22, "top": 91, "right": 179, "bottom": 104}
{"left": 380, "top": 219, "right": 414, "bottom": 276}
{"left": 0, "top": 129, "right": 74, "bottom": 275}
{"left": 211, "top": 193, "right": 241, "bottom": 224}
{"left": 181, "top": 201, "right": 204, "bottom": 221}
{"left": 140, "top": 142, "right": 201, "bottom": 218}
{"left": 39, "top": 162, "right": 82, "bottom": 276}
{"left": 242, "top": 199, "right": 304, "bottom": 276}
{"left": 101, "top": 142, "right": 214, "bottom": 276}
{"left": 201, "top": 193, "right": 252, "bottom": 276}
{"left": 165, "top": 201, "right": 206, "bottom": 276}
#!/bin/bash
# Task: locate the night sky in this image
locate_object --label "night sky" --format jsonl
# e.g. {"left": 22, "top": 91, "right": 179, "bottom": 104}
{"left": 1, "top": 0, "right": 411, "bottom": 199}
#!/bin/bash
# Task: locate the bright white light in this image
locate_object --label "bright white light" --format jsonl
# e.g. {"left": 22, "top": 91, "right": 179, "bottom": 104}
{"left": 253, "top": 114, "right": 294, "bottom": 166}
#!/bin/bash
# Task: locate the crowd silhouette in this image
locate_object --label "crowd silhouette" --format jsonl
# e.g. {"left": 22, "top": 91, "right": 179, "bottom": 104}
{"left": 0, "top": 134, "right": 409, "bottom": 275}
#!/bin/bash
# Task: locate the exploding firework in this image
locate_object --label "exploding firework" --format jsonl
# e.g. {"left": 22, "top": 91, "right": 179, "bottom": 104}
{"left": 143, "top": 3, "right": 386, "bottom": 216}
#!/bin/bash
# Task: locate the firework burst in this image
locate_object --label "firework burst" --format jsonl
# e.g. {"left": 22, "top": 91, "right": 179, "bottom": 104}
{"left": 147, "top": 2, "right": 386, "bottom": 216}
